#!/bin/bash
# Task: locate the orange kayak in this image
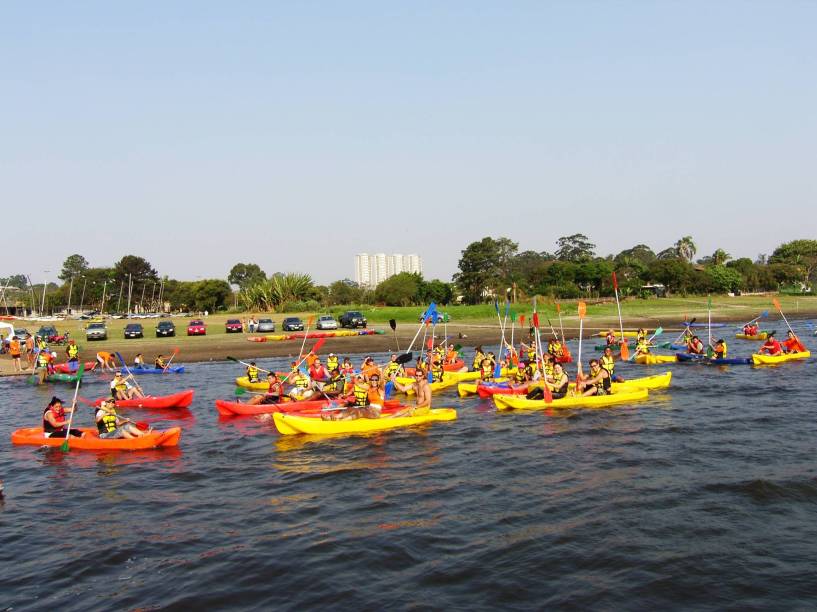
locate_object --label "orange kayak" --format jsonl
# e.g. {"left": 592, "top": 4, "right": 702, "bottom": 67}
{"left": 11, "top": 427, "right": 181, "bottom": 450}
{"left": 93, "top": 390, "right": 195, "bottom": 409}
{"left": 215, "top": 397, "right": 404, "bottom": 416}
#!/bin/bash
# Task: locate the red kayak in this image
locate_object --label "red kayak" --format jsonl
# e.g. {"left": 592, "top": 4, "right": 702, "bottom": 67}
{"left": 94, "top": 389, "right": 195, "bottom": 409}
{"left": 52, "top": 361, "right": 98, "bottom": 374}
{"left": 215, "top": 397, "right": 404, "bottom": 417}
{"left": 476, "top": 382, "right": 530, "bottom": 399}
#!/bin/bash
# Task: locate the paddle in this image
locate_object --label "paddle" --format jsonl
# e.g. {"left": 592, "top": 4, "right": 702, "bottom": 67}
{"left": 737, "top": 310, "right": 768, "bottom": 330}
{"left": 628, "top": 327, "right": 664, "bottom": 361}
{"left": 532, "top": 297, "right": 552, "bottom": 403}
{"left": 60, "top": 363, "right": 85, "bottom": 452}
{"left": 162, "top": 347, "right": 180, "bottom": 373}
{"left": 612, "top": 272, "right": 629, "bottom": 360}
{"left": 494, "top": 300, "right": 510, "bottom": 378}
{"left": 672, "top": 317, "right": 697, "bottom": 343}
{"left": 280, "top": 338, "right": 327, "bottom": 385}
{"left": 77, "top": 396, "right": 150, "bottom": 430}
{"left": 772, "top": 298, "right": 801, "bottom": 348}
{"left": 226, "top": 356, "right": 273, "bottom": 374}
{"left": 297, "top": 316, "right": 316, "bottom": 362}
{"left": 576, "top": 301, "right": 586, "bottom": 393}
{"left": 115, "top": 352, "right": 146, "bottom": 397}
{"left": 402, "top": 303, "right": 436, "bottom": 358}
{"left": 705, "top": 296, "right": 716, "bottom": 358}
{"left": 389, "top": 318, "right": 399, "bottom": 350}
{"left": 556, "top": 302, "right": 566, "bottom": 344}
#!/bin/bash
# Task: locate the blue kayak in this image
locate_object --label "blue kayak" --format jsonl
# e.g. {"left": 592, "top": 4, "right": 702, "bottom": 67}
{"left": 130, "top": 365, "right": 185, "bottom": 374}
{"left": 675, "top": 353, "right": 751, "bottom": 365}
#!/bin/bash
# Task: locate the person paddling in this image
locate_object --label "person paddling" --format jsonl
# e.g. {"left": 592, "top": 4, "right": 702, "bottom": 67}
{"left": 110, "top": 371, "right": 145, "bottom": 401}
{"left": 324, "top": 374, "right": 383, "bottom": 421}
{"left": 246, "top": 361, "right": 260, "bottom": 383}
{"left": 758, "top": 332, "right": 783, "bottom": 356}
{"left": 246, "top": 372, "right": 283, "bottom": 405}
{"left": 712, "top": 339, "right": 728, "bottom": 359}
{"left": 42, "top": 396, "right": 84, "bottom": 439}
{"left": 154, "top": 354, "right": 167, "bottom": 369}
{"left": 687, "top": 335, "right": 705, "bottom": 355}
{"left": 527, "top": 362, "right": 569, "bottom": 400}
{"left": 781, "top": 330, "right": 806, "bottom": 354}
{"left": 95, "top": 399, "right": 147, "bottom": 439}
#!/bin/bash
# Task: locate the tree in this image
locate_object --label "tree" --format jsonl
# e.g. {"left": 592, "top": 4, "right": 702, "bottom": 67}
{"left": 228, "top": 263, "right": 267, "bottom": 289}
{"left": 0, "top": 274, "right": 28, "bottom": 289}
{"left": 241, "top": 273, "right": 314, "bottom": 311}
{"left": 555, "top": 234, "right": 596, "bottom": 262}
{"left": 374, "top": 272, "right": 421, "bottom": 306}
{"left": 59, "top": 254, "right": 89, "bottom": 281}
{"left": 657, "top": 247, "right": 679, "bottom": 260}
{"left": 705, "top": 266, "right": 744, "bottom": 293}
{"left": 328, "top": 280, "right": 363, "bottom": 305}
{"left": 674, "top": 236, "right": 697, "bottom": 263}
{"left": 648, "top": 259, "right": 693, "bottom": 295}
{"left": 711, "top": 248, "right": 731, "bottom": 266}
{"left": 454, "top": 237, "right": 518, "bottom": 304}
{"left": 615, "top": 244, "right": 656, "bottom": 265}
{"left": 191, "top": 279, "right": 233, "bottom": 311}
{"left": 113, "top": 255, "right": 158, "bottom": 285}
{"left": 420, "top": 279, "right": 454, "bottom": 305}
{"left": 769, "top": 239, "right": 817, "bottom": 285}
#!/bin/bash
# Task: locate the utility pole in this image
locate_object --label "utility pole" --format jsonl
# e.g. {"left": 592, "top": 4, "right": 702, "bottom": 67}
{"left": 79, "top": 277, "right": 87, "bottom": 314}
{"left": 40, "top": 271, "right": 49, "bottom": 315}
{"left": 101, "top": 279, "right": 108, "bottom": 313}
{"left": 158, "top": 278, "right": 165, "bottom": 312}
{"left": 126, "top": 274, "right": 133, "bottom": 317}
{"left": 27, "top": 275, "right": 36, "bottom": 316}
{"left": 150, "top": 282, "right": 156, "bottom": 312}
{"left": 67, "top": 276, "right": 74, "bottom": 315}
{"left": 139, "top": 283, "right": 146, "bottom": 314}
{"left": 116, "top": 280, "right": 124, "bottom": 313}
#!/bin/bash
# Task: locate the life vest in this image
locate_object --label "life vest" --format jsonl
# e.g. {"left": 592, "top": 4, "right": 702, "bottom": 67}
{"left": 526, "top": 347, "right": 536, "bottom": 362}
{"left": 246, "top": 366, "right": 259, "bottom": 382}
{"left": 37, "top": 338, "right": 47, "bottom": 351}
{"left": 446, "top": 349, "right": 458, "bottom": 363}
{"left": 42, "top": 405, "right": 65, "bottom": 433}
{"left": 480, "top": 363, "right": 494, "bottom": 381}
{"left": 37, "top": 352, "right": 50, "bottom": 368}
{"left": 67, "top": 344, "right": 78, "bottom": 359}
{"left": 594, "top": 370, "right": 612, "bottom": 392}
{"left": 291, "top": 369, "right": 309, "bottom": 388}
{"left": 714, "top": 341, "right": 728, "bottom": 358}
{"left": 553, "top": 375, "right": 569, "bottom": 395}
{"left": 113, "top": 378, "right": 128, "bottom": 393}
{"left": 9, "top": 339, "right": 21, "bottom": 355}
{"left": 309, "top": 366, "right": 328, "bottom": 382}
{"left": 548, "top": 341, "right": 563, "bottom": 357}
{"left": 636, "top": 340, "right": 650, "bottom": 354}
{"left": 155, "top": 358, "right": 165, "bottom": 369}
{"left": 606, "top": 333, "right": 616, "bottom": 346}
{"left": 514, "top": 367, "right": 527, "bottom": 383}
{"left": 326, "top": 355, "right": 339, "bottom": 371}
{"left": 543, "top": 361, "right": 555, "bottom": 380}
{"left": 353, "top": 383, "right": 368, "bottom": 407}
{"left": 472, "top": 351, "right": 485, "bottom": 371}
{"left": 367, "top": 387, "right": 383, "bottom": 405}
{"left": 524, "top": 363, "right": 535, "bottom": 380}
{"left": 431, "top": 364, "right": 444, "bottom": 383}
{"left": 97, "top": 409, "right": 118, "bottom": 434}
{"left": 340, "top": 363, "right": 354, "bottom": 375}
{"left": 385, "top": 361, "right": 402, "bottom": 378}
{"left": 600, "top": 354, "right": 615, "bottom": 376}
{"left": 323, "top": 375, "right": 343, "bottom": 394}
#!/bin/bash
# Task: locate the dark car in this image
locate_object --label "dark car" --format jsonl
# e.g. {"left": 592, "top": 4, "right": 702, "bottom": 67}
{"left": 156, "top": 321, "right": 176, "bottom": 337}
{"left": 282, "top": 317, "right": 304, "bottom": 332}
{"left": 37, "top": 325, "right": 59, "bottom": 339}
{"left": 339, "top": 311, "right": 367, "bottom": 329}
{"left": 124, "top": 323, "right": 144, "bottom": 339}
{"left": 225, "top": 319, "right": 244, "bottom": 333}
{"left": 257, "top": 318, "right": 275, "bottom": 333}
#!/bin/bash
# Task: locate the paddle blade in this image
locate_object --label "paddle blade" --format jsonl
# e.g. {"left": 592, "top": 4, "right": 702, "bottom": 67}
{"left": 773, "top": 298, "right": 782, "bottom": 311}
{"left": 389, "top": 318, "right": 396, "bottom": 331}
{"left": 653, "top": 327, "right": 664, "bottom": 337}
{"left": 426, "top": 338, "right": 433, "bottom": 350}
{"left": 226, "top": 356, "right": 240, "bottom": 363}
{"left": 234, "top": 387, "right": 247, "bottom": 396}
{"left": 612, "top": 272, "right": 618, "bottom": 290}
{"left": 556, "top": 302, "right": 561, "bottom": 314}
{"left": 620, "top": 341, "right": 630, "bottom": 361}
{"left": 384, "top": 381, "right": 394, "bottom": 399}
{"left": 60, "top": 438, "right": 70, "bottom": 452}
{"left": 532, "top": 312, "right": 540, "bottom": 328}
{"left": 760, "top": 310, "right": 768, "bottom": 318}
{"left": 494, "top": 299, "right": 499, "bottom": 315}
{"left": 311, "top": 338, "right": 326, "bottom": 354}
{"left": 543, "top": 381, "right": 553, "bottom": 404}
{"left": 519, "top": 314, "right": 525, "bottom": 326}
{"left": 577, "top": 301, "right": 587, "bottom": 319}
{"left": 397, "top": 352, "right": 413, "bottom": 365}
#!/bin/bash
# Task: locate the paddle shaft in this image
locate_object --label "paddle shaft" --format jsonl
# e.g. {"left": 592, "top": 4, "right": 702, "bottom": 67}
{"left": 227, "top": 356, "right": 273, "bottom": 374}
{"left": 162, "top": 348, "right": 179, "bottom": 373}
{"left": 115, "top": 352, "right": 145, "bottom": 396}
{"left": 60, "top": 365, "right": 84, "bottom": 450}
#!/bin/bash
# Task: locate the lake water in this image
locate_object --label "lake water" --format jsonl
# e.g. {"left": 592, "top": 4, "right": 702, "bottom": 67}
{"left": 2, "top": 322, "right": 816, "bottom": 610}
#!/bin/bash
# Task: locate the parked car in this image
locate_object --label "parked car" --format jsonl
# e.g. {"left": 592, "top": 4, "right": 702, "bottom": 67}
{"left": 339, "top": 311, "right": 367, "bottom": 329}
{"left": 316, "top": 315, "right": 338, "bottom": 330}
{"left": 37, "top": 325, "right": 59, "bottom": 339}
{"left": 282, "top": 317, "right": 304, "bottom": 332}
{"left": 187, "top": 320, "right": 207, "bottom": 336}
{"left": 225, "top": 319, "right": 244, "bottom": 333}
{"left": 124, "top": 323, "right": 144, "bottom": 339}
{"left": 85, "top": 322, "right": 108, "bottom": 341}
{"left": 156, "top": 321, "right": 176, "bottom": 337}
{"left": 13, "top": 328, "right": 29, "bottom": 342}
{"left": 257, "top": 318, "right": 276, "bottom": 333}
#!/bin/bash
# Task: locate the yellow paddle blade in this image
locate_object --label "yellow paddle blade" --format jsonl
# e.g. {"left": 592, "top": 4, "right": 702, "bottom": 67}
{"left": 577, "top": 301, "right": 587, "bottom": 319}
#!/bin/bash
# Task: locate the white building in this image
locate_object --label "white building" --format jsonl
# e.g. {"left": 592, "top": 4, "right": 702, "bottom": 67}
{"left": 355, "top": 253, "right": 423, "bottom": 287}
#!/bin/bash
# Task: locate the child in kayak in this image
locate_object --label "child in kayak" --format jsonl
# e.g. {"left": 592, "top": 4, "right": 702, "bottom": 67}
{"left": 95, "top": 399, "right": 147, "bottom": 439}
{"left": 577, "top": 359, "right": 612, "bottom": 397}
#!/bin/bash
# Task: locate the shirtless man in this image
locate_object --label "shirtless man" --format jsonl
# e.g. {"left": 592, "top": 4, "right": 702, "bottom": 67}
{"left": 391, "top": 370, "right": 432, "bottom": 417}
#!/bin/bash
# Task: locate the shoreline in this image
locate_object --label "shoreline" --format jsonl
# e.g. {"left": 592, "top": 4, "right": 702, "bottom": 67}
{"left": 2, "top": 310, "right": 814, "bottom": 378}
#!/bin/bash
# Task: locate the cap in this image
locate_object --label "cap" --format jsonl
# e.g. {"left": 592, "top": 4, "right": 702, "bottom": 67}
{"left": 329, "top": 353, "right": 335, "bottom": 356}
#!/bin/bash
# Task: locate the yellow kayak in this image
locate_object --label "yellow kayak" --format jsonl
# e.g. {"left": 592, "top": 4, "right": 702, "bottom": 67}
{"left": 595, "top": 330, "right": 642, "bottom": 338}
{"left": 634, "top": 354, "right": 677, "bottom": 365}
{"left": 394, "top": 376, "right": 458, "bottom": 395}
{"left": 447, "top": 366, "right": 517, "bottom": 382}
{"left": 235, "top": 376, "right": 269, "bottom": 391}
{"left": 735, "top": 332, "right": 769, "bottom": 341}
{"left": 273, "top": 408, "right": 457, "bottom": 435}
{"left": 751, "top": 351, "right": 810, "bottom": 365}
{"left": 493, "top": 388, "right": 649, "bottom": 411}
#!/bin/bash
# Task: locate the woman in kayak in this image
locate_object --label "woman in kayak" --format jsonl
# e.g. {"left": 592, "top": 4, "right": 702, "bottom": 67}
{"left": 743, "top": 323, "right": 759, "bottom": 336}
{"left": 687, "top": 336, "right": 705, "bottom": 355}
{"left": 472, "top": 346, "right": 486, "bottom": 371}
{"left": 782, "top": 330, "right": 806, "bottom": 353}
{"left": 43, "top": 396, "right": 84, "bottom": 439}
{"left": 758, "top": 332, "right": 783, "bottom": 356}
{"left": 325, "top": 374, "right": 383, "bottom": 420}
{"left": 247, "top": 372, "right": 283, "bottom": 405}
{"left": 577, "top": 359, "right": 612, "bottom": 397}
{"left": 95, "top": 399, "right": 147, "bottom": 439}
{"left": 605, "top": 329, "right": 618, "bottom": 347}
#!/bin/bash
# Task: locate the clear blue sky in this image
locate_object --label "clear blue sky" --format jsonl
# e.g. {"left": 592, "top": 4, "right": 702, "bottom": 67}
{"left": 2, "top": 1, "right": 815, "bottom": 285}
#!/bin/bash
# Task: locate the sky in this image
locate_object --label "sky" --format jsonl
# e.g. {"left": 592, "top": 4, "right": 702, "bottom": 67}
{"left": 2, "top": 1, "right": 816, "bottom": 286}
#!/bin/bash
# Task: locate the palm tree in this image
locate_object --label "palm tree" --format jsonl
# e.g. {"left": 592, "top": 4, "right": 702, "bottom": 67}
{"left": 674, "top": 236, "right": 697, "bottom": 263}
{"left": 712, "top": 248, "right": 731, "bottom": 266}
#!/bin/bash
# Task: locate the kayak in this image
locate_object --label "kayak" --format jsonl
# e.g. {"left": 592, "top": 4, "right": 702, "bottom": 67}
{"left": 52, "top": 361, "right": 98, "bottom": 374}
{"left": 751, "top": 351, "right": 811, "bottom": 365}
{"left": 676, "top": 353, "right": 751, "bottom": 365}
{"left": 656, "top": 342, "right": 689, "bottom": 351}
{"left": 393, "top": 376, "right": 458, "bottom": 395}
{"left": 94, "top": 390, "right": 195, "bottom": 409}
{"left": 680, "top": 322, "right": 728, "bottom": 328}
{"left": 493, "top": 388, "right": 650, "bottom": 411}
{"left": 473, "top": 371, "right": 673, "bottom": 398}
{"left": 448, "top": 366, "right": 517, "bottom": 382}
{"left": 735, "top": 332, "right": 771, "bottom": 341}
{"left": 273, "top": 408, "right": 457, "bottom": 435}
{"left": 235, "top": 376, "right": 270, "bottom": 391}
{"left": 11, "top": 427, "right": 181, "bottom": 450}
{"left": 634, "top": 354, "right": 677, "bottom": 365}
{"left": 595, "top": 330, "right": 642, "bottom": 338}
{"left": 215, "top": 397, "right": 404, "bottom": 416}
{"left": 45, "top": 373, "right": 81, "bottom": 384}
{"left": 131, "top": 365, "right": 186, "bottom": 374}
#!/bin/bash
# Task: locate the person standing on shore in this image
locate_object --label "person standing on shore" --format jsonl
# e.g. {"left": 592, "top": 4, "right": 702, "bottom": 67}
{"left": 9, "top": 336, "right": 23, "bottom": 373}
{"left": 25, "top": 333, "right": 35, "bottom": 368}
{"left": 65, "top": 339, "right": 79, "bottom": 365}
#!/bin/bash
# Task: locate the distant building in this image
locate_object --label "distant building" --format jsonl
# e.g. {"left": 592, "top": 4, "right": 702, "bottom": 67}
{"left": 354, "top": 253, "right": 423, "bottom": 287}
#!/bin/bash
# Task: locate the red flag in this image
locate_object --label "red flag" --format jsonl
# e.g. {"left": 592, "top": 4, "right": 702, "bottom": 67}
{"left": 612, "top": 271, "right": 618, "bottom": 290}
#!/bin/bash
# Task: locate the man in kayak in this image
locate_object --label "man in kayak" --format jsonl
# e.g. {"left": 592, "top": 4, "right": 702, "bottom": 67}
{"left": 527, "top": 363, "right": 570, "bottom": 400}
{"left": 95, "top": 399, "right": 147, "bottom": 439}
{"left": 687, "top": 336, "right": 705, "bottom": 355}
{"left": 154, "top": 354, "right": 167, "bottom": 369}
{"left": 110, "top": 371, "right": 145, "bottom": 401}
{"left": 712, "top": 339, "right": 728, "bottom": 359}
{"left": 577, "top": 359, "right": 612, "bottom": 396}
{"left": 308, "top": 358, "right": 330, "bottom": 392}
{"left": 600, "top": 346, "right": 625, "bottom": 382}
{"left": 321, "top": 369, "right": 346, "bottom": 397}
{"left": 246, "top": 361, "right": 261, "bottom": 383}
{"left": 96, "top": 351, "right": 117, "bottom": 372}
{"left": 391, "top": 370, "right": 432, "bottom": 416}
{"left": 781, "top": 330, "right": 806, "bottom": 354}
{"left": 42, "top": 396, "right": 84, "bottom": 438}
{"left": 246, "top": 372, "right": 283, "bottom": 405}
{"left": 758, "top": 332, "right": 783, "bottom": 356}
{"left": 65, "top": 339, "right": 79, "bottom": 365}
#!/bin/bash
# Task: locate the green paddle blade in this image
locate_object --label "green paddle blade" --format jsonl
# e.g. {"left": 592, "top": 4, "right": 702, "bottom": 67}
{"left": 234, "top": 387, "right": 247, "bottom": 396}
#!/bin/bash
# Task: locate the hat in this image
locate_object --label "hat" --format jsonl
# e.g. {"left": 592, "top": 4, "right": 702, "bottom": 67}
{"left": 51, "top": 351, "right": 57, "bottom": 357}
{"left": 329, "top": 353, "right": 335, "bottom": 356}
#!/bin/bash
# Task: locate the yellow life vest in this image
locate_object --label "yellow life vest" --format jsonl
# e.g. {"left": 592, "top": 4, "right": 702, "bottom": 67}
{"left": 431, "top": 364, "right": 444, "bottom": 383}
{"left": 353, "top": 383, "right": 368, "bottom": 407}
{"left": 291, "top": 369, "right": 309, "bottom": 388}
{"left": 98, "top": 410, "right": 118, "bottom": 433}
{"left": 600, "top": 354, "right": 615, "bottom": 376}
{"left": 543, "top": 361, "right": 554, "bottom": 379}
{"left": 480, "top": 363, "right": 493, "bottom": 381}
{"left": 67, "top": 344, "right": 78, "bottom": 359}
{"left": 37, "top": 352, "right": 50, "bottom": 368}
{"left": 114, "top": 379, "right": 128, "bottom": 392}
{"left": 385, "top": 361, "right": 402, "bottom": 377}
{"left": 636, "top": 341, "right": 650, "bottom": 354}
{"left": 548, "top": 341, "right": 563, "bottom": 357}
{"left": 323, "top": 375, "right": 343, "bottom": 393}
{"left": 326, "top": 356, "right": 339, "bottom": 371}
{"left": 472, "top": 351, "right": 484, "bottom": 371}
{"left": 526, "top": 347, "right": 536, "bottom": 362}
{"left": 247, "top": 366, "right": 259, "bottom": 382}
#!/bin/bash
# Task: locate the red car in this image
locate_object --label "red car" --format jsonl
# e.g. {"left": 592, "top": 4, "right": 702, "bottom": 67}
{"left": 187, "top": 319, "right": 207, "bottom": 336}
{"left": 225, "top": 319, "right": 243, "bottom": 333}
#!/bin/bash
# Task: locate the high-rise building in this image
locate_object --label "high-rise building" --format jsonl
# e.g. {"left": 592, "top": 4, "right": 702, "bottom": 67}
{"left": 354, "top": 253, "right": 423, "bottom": 287}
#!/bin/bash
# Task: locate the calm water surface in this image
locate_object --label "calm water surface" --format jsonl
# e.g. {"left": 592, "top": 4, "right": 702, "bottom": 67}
{"left": 2, "top": 322, "right": 816, "bottom": 610}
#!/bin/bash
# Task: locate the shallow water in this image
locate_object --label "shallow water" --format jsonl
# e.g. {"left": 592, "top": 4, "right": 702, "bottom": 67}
{"left": 2, "top": 322, "right": 816, "bottom": 610}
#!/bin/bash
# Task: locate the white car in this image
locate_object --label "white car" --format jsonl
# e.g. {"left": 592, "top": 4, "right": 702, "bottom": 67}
{"left": 316, "top": 315, "right": 338, "bottom": 330}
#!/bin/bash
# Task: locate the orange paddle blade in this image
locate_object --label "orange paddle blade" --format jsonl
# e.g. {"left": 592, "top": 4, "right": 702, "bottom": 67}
{"left": 620, "top": 340, "right": 630, "bottom": 360}
{"left": 307, "top": 315, "right": 315, "bottom": 327}
{"left": 772, "top": 298, "right": 782, "bottom": 311}
{"left": 556, "top": 303, "right": 561, "bottom": 314}
{"left": 577, "top": 301, "right": 587, "bottom": 319}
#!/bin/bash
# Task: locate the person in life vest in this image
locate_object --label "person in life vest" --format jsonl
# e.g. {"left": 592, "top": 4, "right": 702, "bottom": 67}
{"left": 95, "top": 399, "right": 146, "bottom": 439}
{"left": 326, "top": 374, "right": 383, "bottom": 420}
{"left": 65, "top": 339, "right": 79, "bottom": 364}
{"left": 743, "top": 323, "right": 759, "bottom": 336}
{"left": 578, "top": 359, "right": 612, "bottom": 397}
{"left": 308, "top": 358, "right": 330, "bottom": 393}
{"left": 110, "top": 371, "right": 144, "bottom": 400}
{"left": 36, "top": 351, "right": 56, "bottom": 384}
{"left": 781, "top": 330, "right": 806, "bottom": 353}
{"left": 527, "top": 363, "right": 570, "bottom": 400}
{"left": 605, "top": 329, "right": 618, "bottom": 347}
{"left": 634, "top": 336, "right": 652, "bottom": 358}
{"left": 246, "top": 372, "right": 284, "bottom": 405}
{"left": 321, "top": 369, "right": 346, "bottom": 398}
{"left": 636, "top": 328, "right": 647, "bottom": 345}
{"left": 246, "top": 362, "right": 260, "bottom": 383}
{"left": 339, "top": 357, "right": 355, "bottom": 376}
{"left": 9, "top": 336, "right": 22, "bottom": 373}
{"left": 287, "top": 362, "right": 313, "bottom": 400}
{"left": 96, "top": 351, "right": 117, "bottom": 372}
{"left": 361, "top": 356, "right": 381, "bottom": 380}
{"left": 547, "top": 338, "right": 564, "bottom": 358}
{"left": 445, "top": 344, "right": 460, "bottom": 365}
{"left": 758, "top": 332, "right": 783, "bottom": 356}
{"left": 154, "top": 354, "right": 167, "bottom": 369}
{"left": 600, "top": 346, "right": 624, "bottom": 382}
{"left": 712, "top": 339, "right": 728, "bottom": 359}
{"left": 517, "top": 342, "right": 537, "bottom": 364}
{"left": 42, "top": 396, "right": 84, "bottom": 439}
{"left": 687, "top": 335, "right": 705, "bottom": 355}
{"left": 36, "top": 335, "right": 48, "bottom": 352}
{"left": 134, "top": 353, "right": 145, "bottom": 368}
{"left": 391, "top": 369, "right": 432, "bottom": 417}
{"left": 429, "top": 359, "right": 445, "bottom": 383}
{"left": 472, "top": 346, "right": 486, "bottom": 371}
{"left": 479, "top": 357, "right": 494, "bottom": 382}
{"left": 326, "top": 353, "right": 339, "bottom": 372}
{"left": 384, "top": 354, "right": 405, "bottom": 379}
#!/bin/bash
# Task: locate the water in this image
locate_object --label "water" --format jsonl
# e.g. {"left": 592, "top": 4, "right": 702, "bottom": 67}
{"left": 2, "top": 323, "right": 817, "bottom": 610}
